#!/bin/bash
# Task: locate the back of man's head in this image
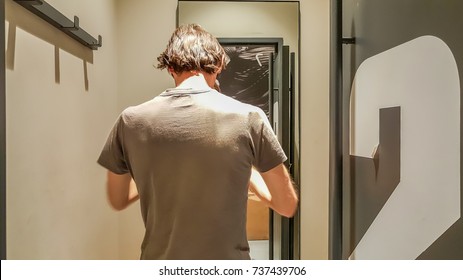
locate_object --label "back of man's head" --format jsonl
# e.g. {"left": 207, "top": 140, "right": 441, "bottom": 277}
{"left": 156, "top": 24, "right": 228, "bottom": 74}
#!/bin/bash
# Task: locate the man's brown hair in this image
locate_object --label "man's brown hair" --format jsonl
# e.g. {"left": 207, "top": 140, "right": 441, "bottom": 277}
{"left": 156, "top": 24, "right": 228, "bottom": 74}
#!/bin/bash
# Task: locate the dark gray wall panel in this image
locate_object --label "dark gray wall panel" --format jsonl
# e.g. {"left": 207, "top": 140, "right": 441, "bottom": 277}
{"left": 342, "top": 0, "right": 463, "bottom": 259}
{"left": 349, "top": 107, "right": 400, "bottom": 254}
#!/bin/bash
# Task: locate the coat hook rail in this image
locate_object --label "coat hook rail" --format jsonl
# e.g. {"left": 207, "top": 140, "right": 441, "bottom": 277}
{"left": 14, "top": 0, "right": 102, "bottom": 50}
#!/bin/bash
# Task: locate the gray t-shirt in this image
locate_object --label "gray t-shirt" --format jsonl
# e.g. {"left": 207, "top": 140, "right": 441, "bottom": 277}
{"left": 98, "top": 88, "right": 287, "bottom": 259}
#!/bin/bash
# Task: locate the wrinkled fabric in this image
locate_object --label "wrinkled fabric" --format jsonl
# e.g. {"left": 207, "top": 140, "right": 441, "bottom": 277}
{"left": 98, "top": 88, "right": 286, "bottom": 259}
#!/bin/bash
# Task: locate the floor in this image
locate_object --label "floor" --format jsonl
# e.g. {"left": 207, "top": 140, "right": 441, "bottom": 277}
{"left": 249, "top": 240, "right": 269, "bottom": 260}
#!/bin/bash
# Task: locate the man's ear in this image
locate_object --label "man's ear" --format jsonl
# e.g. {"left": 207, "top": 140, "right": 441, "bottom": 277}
{"left": 167, "top": 67, "right": 175, "bottom": 77}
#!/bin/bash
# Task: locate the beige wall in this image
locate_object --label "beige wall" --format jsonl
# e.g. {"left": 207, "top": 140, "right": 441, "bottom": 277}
{"left": 6, "top": 0, "right": 120, "bottom": 258}
{"left": 299, "top": 0, "right": 330, "bottom": 260}
{"left": 5, "top": 0, "right": 329, "bottom": 260}
{"left": 178, "top": 1, "right": 299, "bottom": 48}
{"left": 115, "top": 0, "right": 175, "bottom": 112}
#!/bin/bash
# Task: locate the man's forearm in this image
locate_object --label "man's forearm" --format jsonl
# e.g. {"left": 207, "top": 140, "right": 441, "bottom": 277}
{"left": 259, "top": 164, "right": 298, "bottom": 218}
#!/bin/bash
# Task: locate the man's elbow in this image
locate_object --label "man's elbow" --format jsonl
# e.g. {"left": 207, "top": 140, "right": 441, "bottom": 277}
{"left": 108, "top": 198, "right": 128, "bottom": 211}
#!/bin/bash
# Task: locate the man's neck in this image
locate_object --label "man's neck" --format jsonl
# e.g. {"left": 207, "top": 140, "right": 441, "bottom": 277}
{"left": 173, "top": 71, "right": 217, "bottom": 89}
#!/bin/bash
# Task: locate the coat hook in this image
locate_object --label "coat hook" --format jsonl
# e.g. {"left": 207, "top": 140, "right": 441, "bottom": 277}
{"left": 89, "top": 35, "right": 102, "bottom": 49}
{"left": 73, "top": 16, "right": 79, "bottom": 30}
{"left": 63, "top": 16, "right": 79, "bottom": 31}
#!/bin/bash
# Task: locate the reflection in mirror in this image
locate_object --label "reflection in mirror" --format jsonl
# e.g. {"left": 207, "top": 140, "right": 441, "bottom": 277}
{"left": 178, "top": 0, "right": 300, "bottom": 260}
{"left": 218, "top": 40, "right": 278, "bottom": 118}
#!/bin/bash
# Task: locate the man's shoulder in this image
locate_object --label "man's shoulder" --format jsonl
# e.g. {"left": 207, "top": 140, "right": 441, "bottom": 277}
{"left": 122, "top": 94, "right": 167, "bottom": 114}
{"left": 119, "top": 97, "right": 161, "bottom": 123}
{"left": 207, "top": 91, "right": 263, "bottom": 115}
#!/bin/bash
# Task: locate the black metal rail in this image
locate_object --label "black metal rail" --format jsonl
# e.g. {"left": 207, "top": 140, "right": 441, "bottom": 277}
{"left": 14, "top": 0, "right": 102, "bottom": 50}
{"left": 329, "top": 0, "right": 343, "bottom": 260}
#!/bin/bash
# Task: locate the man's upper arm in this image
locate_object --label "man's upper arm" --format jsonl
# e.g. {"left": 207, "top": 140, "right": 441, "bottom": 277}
{"left": 249, "top": 109, "right": 287, "bottom": 173}
{"left": 97, "top": 113, "right": 130, "bottom": 175}
{"left": 98, "top": 113, "right": 138, "bottom": 210}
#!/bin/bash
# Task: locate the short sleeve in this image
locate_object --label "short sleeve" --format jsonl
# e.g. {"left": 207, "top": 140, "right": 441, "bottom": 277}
{"left": 97, "top": 114, "right": 130, "bottom": 174}
{"left": 249, "top": 109, "right": 287, "bottom": 172}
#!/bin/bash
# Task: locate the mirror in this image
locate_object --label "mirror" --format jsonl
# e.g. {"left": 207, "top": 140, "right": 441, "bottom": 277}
{"left": 178, "top": 0, "right": 300, "bottom": 260}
